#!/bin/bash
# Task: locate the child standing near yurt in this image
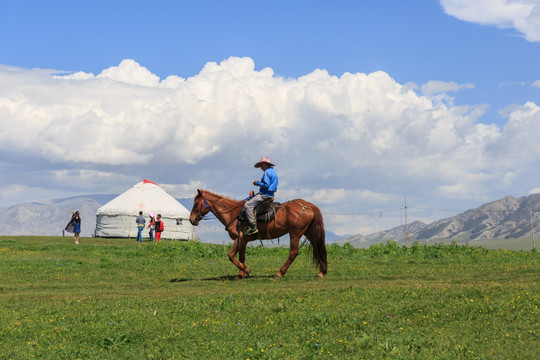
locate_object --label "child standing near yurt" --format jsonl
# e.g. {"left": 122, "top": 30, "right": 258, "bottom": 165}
{"left": 148, "top": 214, "right": 156, "bottom": 241}
{"left": 155, "top": 214, "right": 164, "bottom": 243}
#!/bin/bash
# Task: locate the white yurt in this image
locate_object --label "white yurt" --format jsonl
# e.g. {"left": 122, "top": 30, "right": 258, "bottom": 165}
{"left": 95, "top": 180, "right": 193, "bottom": 240}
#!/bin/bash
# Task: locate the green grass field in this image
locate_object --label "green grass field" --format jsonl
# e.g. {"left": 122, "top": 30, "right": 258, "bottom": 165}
{"left": 1, "top": 236, "right": 538, "bottom": 359}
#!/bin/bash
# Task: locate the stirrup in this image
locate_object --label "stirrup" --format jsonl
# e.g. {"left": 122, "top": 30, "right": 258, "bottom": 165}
{"left": 245, "top": 226, "right": 258, "bottom": 235}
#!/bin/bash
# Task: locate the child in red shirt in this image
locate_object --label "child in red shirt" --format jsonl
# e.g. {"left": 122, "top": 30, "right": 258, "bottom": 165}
{"left": 155, "top": 214, "right": 164, "bottom": 243}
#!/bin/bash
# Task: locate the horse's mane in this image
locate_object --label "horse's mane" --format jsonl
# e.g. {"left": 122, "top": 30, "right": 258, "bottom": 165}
{"left": 202, "top": 190, "right": 246, "bottom": 204}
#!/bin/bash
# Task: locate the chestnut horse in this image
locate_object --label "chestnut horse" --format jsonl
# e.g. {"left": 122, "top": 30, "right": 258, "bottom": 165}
{"left": 189, "top": 189, "right": 327, "bottom": 279}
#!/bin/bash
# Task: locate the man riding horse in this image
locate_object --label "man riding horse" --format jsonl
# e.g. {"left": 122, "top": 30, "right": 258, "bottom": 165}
{"left": 243, "top": 157, "right": 278, "bottom": 235}
{"left": 189, "top": 158, "right": 327, "bottom": 278}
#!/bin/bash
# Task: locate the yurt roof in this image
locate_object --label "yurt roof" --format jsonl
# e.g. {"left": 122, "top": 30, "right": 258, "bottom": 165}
{"left": 96, "top": 180, "right": 190, "bottom": 218}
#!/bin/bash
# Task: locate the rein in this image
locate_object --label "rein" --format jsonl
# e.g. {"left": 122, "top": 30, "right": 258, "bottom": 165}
{"left": 196, "top": 191, "right": 246, "bottom": 229}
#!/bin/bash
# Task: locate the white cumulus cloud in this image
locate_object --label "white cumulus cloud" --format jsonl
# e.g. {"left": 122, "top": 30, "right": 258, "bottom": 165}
{"left": 441, "top": 0, "right": 540, "bottom": 42}
{"left": 421, "top": 80, "right": 475, "bottom": 96}
{"left": 97, "top": 59, "right": 160, "bottom": 86}
{"left": 1, "top": 57, "right": 539, "bottom": 234}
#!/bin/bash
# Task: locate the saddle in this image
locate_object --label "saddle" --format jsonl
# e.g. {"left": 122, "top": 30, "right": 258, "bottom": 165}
{"left": 238, "top": 198, "right": 281, "bottom": 224}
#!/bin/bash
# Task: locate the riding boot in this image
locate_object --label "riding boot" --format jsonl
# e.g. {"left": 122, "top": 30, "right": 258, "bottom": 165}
{"left": 245, "top": 224, "right": 258, "bottom": 235}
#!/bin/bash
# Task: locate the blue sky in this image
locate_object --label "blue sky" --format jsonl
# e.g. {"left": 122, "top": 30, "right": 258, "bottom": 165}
{"left": 3, "top": 0, "right": 536, "bottom": 117}
{"left": 1, "top": 0, "right": 540, "bottom": 235}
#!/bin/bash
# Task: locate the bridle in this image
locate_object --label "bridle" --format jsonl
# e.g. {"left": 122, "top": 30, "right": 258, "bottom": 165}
{"left": 194, "top": 191, "right": 211, "bottom": 222}
{"left": 194, "top": 190, "right": 247, "bottom": 223}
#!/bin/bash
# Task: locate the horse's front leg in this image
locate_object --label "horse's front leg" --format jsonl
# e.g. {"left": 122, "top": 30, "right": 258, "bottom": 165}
{"left": 237, "top": 238, "right": 251, "bottom": 278}
{"left": 228, "top": 237, "right": 250, "bottom": 279}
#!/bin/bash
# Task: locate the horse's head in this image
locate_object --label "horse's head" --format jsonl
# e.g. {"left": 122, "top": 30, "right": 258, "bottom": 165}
{"left": 189, "top": 189, "right": 211, "bottom": 226}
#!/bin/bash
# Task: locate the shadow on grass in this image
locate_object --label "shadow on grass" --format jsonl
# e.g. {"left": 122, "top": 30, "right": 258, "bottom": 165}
{"left": 170, "top": 274, "right": 276, "bottom": 282}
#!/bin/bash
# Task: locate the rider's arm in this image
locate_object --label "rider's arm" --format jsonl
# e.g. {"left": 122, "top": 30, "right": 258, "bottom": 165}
{"left": 256, "top": 169, "right": 277, "bottom": 192}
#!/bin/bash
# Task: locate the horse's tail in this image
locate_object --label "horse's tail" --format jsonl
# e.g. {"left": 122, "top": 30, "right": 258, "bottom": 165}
{"left": 305, "top": 204, "right": 328, "bottom": 275}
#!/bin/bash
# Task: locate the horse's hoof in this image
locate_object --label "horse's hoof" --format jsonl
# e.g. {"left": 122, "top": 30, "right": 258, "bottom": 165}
{"left": 273, "top": 273, "right": 282, "bottom": 280}
{"left": 244, "top": 268, "right": 251, "bottom": 277}
{"left": 317, "top": 272, "right": 325, "bottom": 278}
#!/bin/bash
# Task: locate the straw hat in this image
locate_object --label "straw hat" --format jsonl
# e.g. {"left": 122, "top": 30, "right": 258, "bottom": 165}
{"left": 254, "top": 157, "right": 275, "bottom": 168}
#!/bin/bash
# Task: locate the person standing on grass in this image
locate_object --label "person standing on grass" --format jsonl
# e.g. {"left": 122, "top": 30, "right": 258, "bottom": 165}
{"left": 148, "top": 214, "right": 155, "bottom": 241}
{"left": 65, "top": 210, "right": 81, "bottom": 244}
{"left": 136, "top": 211, "right": 145, "bottom": 242}
{"left": 155, "top": 214, "right": 164, "bottom": 243}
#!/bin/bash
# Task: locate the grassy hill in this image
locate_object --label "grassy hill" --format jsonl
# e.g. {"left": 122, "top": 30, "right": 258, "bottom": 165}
{"left": 1, "top": 236, "right": 538, "bottom": 359}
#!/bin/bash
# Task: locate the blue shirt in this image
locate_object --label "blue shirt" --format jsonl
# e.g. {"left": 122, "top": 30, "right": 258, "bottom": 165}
{"left": 255, "top": 167, "right": 278, "bottom": 196}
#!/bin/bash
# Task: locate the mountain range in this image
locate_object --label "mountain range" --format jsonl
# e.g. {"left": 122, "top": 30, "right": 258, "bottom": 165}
{"left": 0, "top": 195, "right": 115, "bottom": 238}
{"left": 338, "top": 193, "right": 540, "bottom": 247}
{"left": 1, "top": 193, "right": 539, "bottom": 247}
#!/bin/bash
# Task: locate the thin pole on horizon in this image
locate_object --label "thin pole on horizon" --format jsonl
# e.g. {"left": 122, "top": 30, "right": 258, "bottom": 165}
{"left": 405, "top": 195, "right": 408, "bottom": 247}
{"left": 529, "top": 209, "right": 536, "bottom": 249}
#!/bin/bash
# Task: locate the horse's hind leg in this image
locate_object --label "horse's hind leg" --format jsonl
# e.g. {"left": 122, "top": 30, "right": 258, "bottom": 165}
{"left": 274, "top": 234, "right": 300, "bottom": 279}
{"left": 228, "top": 237, "right": 250, "bottom": 279}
